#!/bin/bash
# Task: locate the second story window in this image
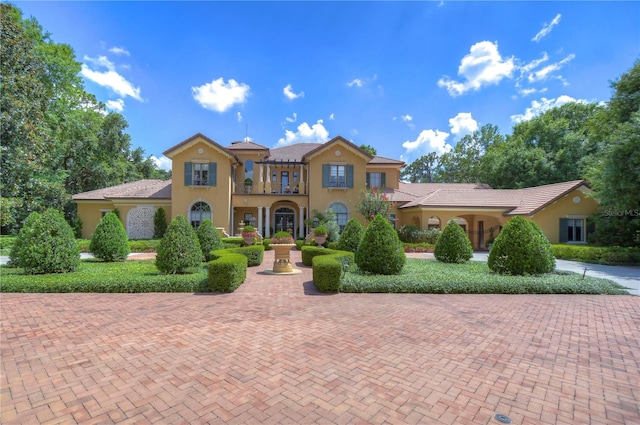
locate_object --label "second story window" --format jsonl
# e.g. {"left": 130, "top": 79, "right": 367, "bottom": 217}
{"left": 193, "top": 163, "right": 209, "bottom": 186}
{"left": 366, "top": 172, "right": 386, "bottom": 189}
{"left": 330, "top": 165, "right": 346, "bottom": 187}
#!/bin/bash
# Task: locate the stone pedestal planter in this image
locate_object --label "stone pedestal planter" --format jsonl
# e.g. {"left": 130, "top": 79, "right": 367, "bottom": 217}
{"left": 271, "top": 243, "right": 296, "bottom": 273}
{"left": 314, "top": 235, "right": 327, "bottom": 246}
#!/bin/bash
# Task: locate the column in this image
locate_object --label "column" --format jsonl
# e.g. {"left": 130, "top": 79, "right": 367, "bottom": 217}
{"left": 299, "top": 163, "right": 305, "bottom": 195}
{"left": 259, "top": 164, "right": 264, "bottom": 193}
{"left": 265, "top": 206, "right": 271, "bottom": 238}
{"left": 257, "top": 206, "right": 263, "bottom": 237}
{"left": 298, "top": 206, "right": 305, "bottom": 239}
{"left": 230, "top": 208, "right": 235, "bottom": 237}
{"left": 265, "top": 165, "right": 272, "bottom": 194}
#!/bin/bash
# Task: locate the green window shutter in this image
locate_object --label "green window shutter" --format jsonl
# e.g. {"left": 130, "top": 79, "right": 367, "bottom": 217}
{"left": 184, "top": 162, "right": 192, "bottom": 186}
{"left": 209, "top": 162, "right": 217, "bottom": 186}
{"left": 381, "top": 172, "right": 386, "bottom": 188}
{"left": 559, "top": 218, "right": 568, "bottom": 243}
{"left": 322, "top": 164, "right": 330, "bottom": 188}
{"left": 366, "top": 172, "right": 370, "bottom": 188}
{"left": 346, "top": 164, "right": 354, "bottom": 188}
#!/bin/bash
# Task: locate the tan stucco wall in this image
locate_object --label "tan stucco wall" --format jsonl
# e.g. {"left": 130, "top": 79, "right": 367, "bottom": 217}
{"left": 527, "top": 188, "right": 598, "bottom": 243}
{"left": 169, "top": 137, "right": 233, "bottom": 232}
{"left": 76, "top": 201, "right": 171, "bottom": 239}
{"left": 307, "top": 141, "right": 369, "bottom": 223}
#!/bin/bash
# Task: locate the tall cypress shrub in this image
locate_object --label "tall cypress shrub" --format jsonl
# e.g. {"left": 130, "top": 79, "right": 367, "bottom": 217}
{"left": 197, "top": 218, "right": 223, "bottom": 261}
{"left": 434, "top": 220, "right": 473, "bottom": 263}
{"left": 355, "top": 213, "right": 405, "bottom": 275}
{"left": 337, "top": 218, "right": 365, "bottom": 253}
{"left": 90, "top": 212, "right": 130, "bottom": 261}
{"left": 153, "top": 207, "right": 168, "bottom": 239}
{"left": 156, "top": 215, "right": 202, "bottom": 274}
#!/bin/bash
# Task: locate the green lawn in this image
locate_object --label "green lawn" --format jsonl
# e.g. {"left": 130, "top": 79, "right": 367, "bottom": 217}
{"left": 341, "top": 258, "right": 629, "bottom": 295}
{"left": 0, "top": 260, "right": 208, "bottom": 293}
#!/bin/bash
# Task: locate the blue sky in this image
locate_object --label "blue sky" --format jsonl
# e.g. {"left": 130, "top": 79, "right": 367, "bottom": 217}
{"left": 13, "top": 1, "right": 640, "bottom": 170}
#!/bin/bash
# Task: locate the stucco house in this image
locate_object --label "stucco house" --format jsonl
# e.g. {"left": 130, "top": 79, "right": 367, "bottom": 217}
{"left": 73, "top": 133, "right": 598, "bottom": 249}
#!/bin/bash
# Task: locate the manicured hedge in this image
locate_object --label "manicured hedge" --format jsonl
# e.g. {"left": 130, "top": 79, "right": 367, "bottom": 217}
{"left": 311, "top": 249, "right": 355, "bottom": 293}
{"left": 211, "top": 245, "right": 264, "bottom": 267}
{"left": 222, "top": 237, "right": 244, "bottom": 248}
{"left": 302, "top": 246, "right": 338, "bottom": 266}
{"left": 552, "top": 244, "right": 640, "bottom": 265}
{"left": 208, "top": 253, "right": 247, "bottom": 293}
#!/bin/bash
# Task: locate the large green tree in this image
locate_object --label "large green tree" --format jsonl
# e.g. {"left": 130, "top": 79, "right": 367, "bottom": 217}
{"left": 400, "top": 152, "right": 440, "bottom": 183}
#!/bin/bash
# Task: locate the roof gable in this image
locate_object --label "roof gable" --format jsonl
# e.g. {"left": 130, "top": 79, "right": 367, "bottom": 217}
{"left": 162, "top": 133, "right": 240, "bottom": 163}
{"left": 302, "top": 136, "right": 374, "bottom": 162}
{"left": 72, "top": 180, "right": 172, "bottom": 201}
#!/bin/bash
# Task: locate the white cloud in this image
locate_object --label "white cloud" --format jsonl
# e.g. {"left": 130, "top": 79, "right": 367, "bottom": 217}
{"left": 517, "top": 87, "right": 547, "bottom": 97}
{"left": 401, "top": 129, "right": 452, "bottom": 163}
{"left": 151, "top": 155, "right": 172, "bottom": 171}
{"left": 81, "top": 56, "right": 142, "bottom": 101}
{"left": 277, "top": 120, "right": 329, "bottom": 146}
{"left": 401, "top": 115, "right": 413, "bottom": 122}
{"left": 347, "top": 74, "right": 377, "bottom": 88}
{"left": 105, "top": 99, "right": 125, "bottom": 112}
{"left": 283, "top": 84, "right": 304, "bottom": 100}
{"left": 527, "top": 54, "right": 575, "bottom": 83}
{"left": 520, "top": 52, "right": 549, "bottom": 74}
{"left": 109, "top": 46, "right": 130, "bottom": 56}
{"left": 329, "top": 113, "right": 335, "bottom": 120}
{"left": 532, "top": 13, "right": 562, "bottom": 42}
{"left": 285, "top": 112, "right": 297, "bottom": 123}
{"left": 449, "top": 112, "right": 478, "bottom": 137}
{"left": 510, "top": 95, "right": 587, "bottom": 123}
{"left": 438, "top": 41, "right": 515, "bottom": 96}
{"left": 347, "top": 78, "right": 363, "bottom": 88}
{"left": 192, "top": 77, "right": 250, "bottom": 113}
{"left": 237, "top": 112, "right": 243, "bottom": 122}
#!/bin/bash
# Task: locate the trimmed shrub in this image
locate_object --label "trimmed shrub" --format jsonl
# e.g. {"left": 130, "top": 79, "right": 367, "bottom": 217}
{"left": 552, "top": 244, "right": 640, "bottom": 265}
{"left": 208, "top": 253, "right": 247, "bottom": 292}
{"left": 488, "top": 216, "right": 555, "bottom": 275}
{"left": 153, "top": 207, "right": 168, "bottom": 239}
{"left": 295, "top": 239, "right": 305, "bottom": 251}
{"left": 212, "top": 245, "right": 264, "bottom": 267}
{"left": 156, "top": 215, "right": 202, "bottom": 274}
{"left": 434, "top": 220, "right": 473, "bottom": 264}
{"left": 10, "top": 209, "right": 80, "bottom": 274}
{"left": 398, "top": 224, "right": 420, "bottom": 243}
{"left": 337, "top": 218, "right": 365, "bottom": 253}
{"left": 197, "top": 219, "right": 223, "bottom": 261}
{"left": 90, "top": 212, "right": 130, "bottom": 262}
{"left": 222, "top": 237, "right": 244, "bottom": 248}
{"left": 355, "top": 213, "right": 405, "bottom": 275}
{"left": 311, "top": 250, "right": 355, "bottom": 293}
{"left": 263, "top": 238, "right": 272, "bottom": 251}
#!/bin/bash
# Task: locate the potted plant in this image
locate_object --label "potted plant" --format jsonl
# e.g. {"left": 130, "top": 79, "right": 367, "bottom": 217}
{"left": 244, "top": 178, "right": 253, "bottom": 193}
{"left": 270, "top": 231, "right": 296, "bottom": 273}
{"left": 313, "top": 224, "right": 328, "bottom": 246}
{"left": 242, "top": 225, "right": 257, "bottom": 245}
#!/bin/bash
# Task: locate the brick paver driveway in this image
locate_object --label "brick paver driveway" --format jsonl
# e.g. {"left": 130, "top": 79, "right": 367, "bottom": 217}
{"left": 2, "top": 250, "right": 639, "bottom": 424}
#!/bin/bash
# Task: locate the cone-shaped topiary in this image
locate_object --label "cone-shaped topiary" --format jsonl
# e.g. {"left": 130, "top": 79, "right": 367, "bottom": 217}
{"left": 90, "top": 212, "right": 130, "bottom": 261}
{"left": 197, "top": 218, "right": 223, "bottom": 261}
{"left": 434, "top": 220, "right": 473, "bottom": 263}
{"left": 153, "top": 207, "right": 168, "bottom": 239}
{"left": 10, "top": 209, "right": 80, "bottom": 274}
{"left": 337, "top": 218, "right": 365, "bottom": 253}
{"left": 355, "top": 213, "right": 405, "bottom": 275}
{"left": 156, "top": 215, "right": 202, "bottom": 274}
{"left": 488, "top": 216, "right": 555, "bottom": 275}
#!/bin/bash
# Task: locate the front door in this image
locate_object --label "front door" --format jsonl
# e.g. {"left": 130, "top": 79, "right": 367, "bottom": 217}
{"left": 274, "top": 207, "right": 295, "bottom": 236}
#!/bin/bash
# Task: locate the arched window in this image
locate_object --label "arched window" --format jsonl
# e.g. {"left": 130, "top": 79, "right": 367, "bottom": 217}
{"left": 329, "top": 202, "right": 349, "bottom": 232}
{"left": 190, "top": 202, "right": 211, "bottom": 228}
{"left": 245, "top": 160, "right": 253, "bottom": 181}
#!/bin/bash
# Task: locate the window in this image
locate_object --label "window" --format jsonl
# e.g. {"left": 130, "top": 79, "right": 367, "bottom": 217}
{"left": 293, "top": 170, "right": 298, "bottom": 183}
{"left": 193, "top": 163, "right": 209, "bottom": 186}
{"left": 185, "top": 162, "right": 216, "bottom": 186}
{"left": 567, "top": 219, "right": 584, "bottom": 242}
{"left": 190, "top": 202, "right": 211, "bottom": 228}
{"left": 330, "top": 165, "right": 346, "bottom": 187}
{"left": 366, "top": 172, "right": 386, "bottom": 189}
{"left": 330, "top": 203, "right": 348, "bottom": 232}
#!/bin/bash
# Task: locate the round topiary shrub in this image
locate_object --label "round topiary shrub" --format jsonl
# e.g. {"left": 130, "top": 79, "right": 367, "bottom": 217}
{"left": 153, "top": 207, "right": 168, "bottom": 239}
{"left": 355, "top": 213, "right": 405, "bottom": 275}
{"left": 156, "top": 215, "right": 202, "bottom": 274}
{"left": 488, "top": 216, "right": 555, "bottom": 275}
{"left": 197, "top": 218, "right": 224, "bottom": 261}
{"left": 90, "top": 212, "right": 130, "bottom": 262}
{"left": 434, "top": 220, "right": 473, "bottom": 263}
{"left": 10, "top": 209, "right": 80, "bottom": 274}
{"left": 337, "top": 218, "right": 365, "bottom": 253}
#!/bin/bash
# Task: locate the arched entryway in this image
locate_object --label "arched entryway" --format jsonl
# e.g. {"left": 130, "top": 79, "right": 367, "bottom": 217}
{"left": 274, "top": 207, "right": 295, "bottom": 234}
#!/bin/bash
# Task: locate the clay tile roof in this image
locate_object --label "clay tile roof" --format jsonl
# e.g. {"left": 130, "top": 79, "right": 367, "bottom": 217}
{"left": 162, "top": 133, "right": 240, "bottom": 162}
{"left": 507, "top": 180, "right": 586, "bottom": 215}
{"left": 267, "top": 143, "right": 321, "bottom": 162}
{"left": 72, "top": 180, "right": 172, "bottom": 201}
{"left": 226, "top": 141, "right": 270, "bottom": 151}
{"left": 368, "top": 155, "right": 405, "bottom": 166}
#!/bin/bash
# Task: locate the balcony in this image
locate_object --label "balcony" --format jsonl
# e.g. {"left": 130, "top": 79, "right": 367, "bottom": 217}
{"left": 234, "top": 183, "right": 305, "bottom": 195}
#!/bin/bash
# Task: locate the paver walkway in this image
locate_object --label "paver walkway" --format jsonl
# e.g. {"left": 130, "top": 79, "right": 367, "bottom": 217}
{"left": 1, "top": 250, "right": 639, "bottom": 424}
